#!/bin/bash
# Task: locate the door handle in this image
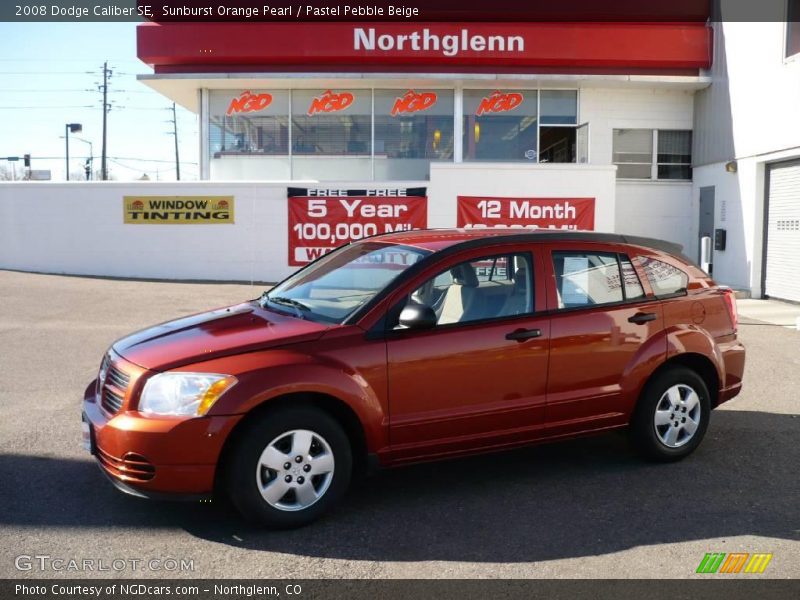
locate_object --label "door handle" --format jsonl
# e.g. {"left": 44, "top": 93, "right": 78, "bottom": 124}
{"left": 628, "top": 312, "right": 657, "bottom": 324}
{"left": 505, "top": 328, "right": 542, "bottom": 341}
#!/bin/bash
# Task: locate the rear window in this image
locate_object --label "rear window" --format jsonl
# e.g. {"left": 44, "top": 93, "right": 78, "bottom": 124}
{"left": 639, "top": 257, "right": 688, "bottom": 297}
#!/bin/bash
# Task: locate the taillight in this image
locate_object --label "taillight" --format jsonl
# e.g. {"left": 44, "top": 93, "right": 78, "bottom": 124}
{"left": 721, "top": 288, "right": 738, "bottom": 332}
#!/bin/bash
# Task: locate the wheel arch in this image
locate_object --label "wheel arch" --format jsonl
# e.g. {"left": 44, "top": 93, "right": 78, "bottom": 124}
{"left": 641, "top": 352, "right": 721, "bottom": 410}
{"left": 214, "top": 391, "right": 371, "bottom": 495}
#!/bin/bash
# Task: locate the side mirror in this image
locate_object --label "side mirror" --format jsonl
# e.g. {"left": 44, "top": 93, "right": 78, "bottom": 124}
{"left": 398, "top": 304, "right": 437, "bottom": 330}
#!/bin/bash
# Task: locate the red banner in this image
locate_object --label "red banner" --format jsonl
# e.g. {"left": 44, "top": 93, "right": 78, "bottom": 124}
{"left": 457, "top": 196, "right": 595, "bottom": 231}
{"left": 288, "top": 191, "right": 428, "bottom": 266}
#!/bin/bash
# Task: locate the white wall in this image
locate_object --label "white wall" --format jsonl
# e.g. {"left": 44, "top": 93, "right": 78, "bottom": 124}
{"left": 692, "top": 163, "right": 753, "bottom": 291}
{"left": 0, "top": 182, "right": 294, "bottom": 283}
{"left": 582, "top": 86, "right": 695, "bottom": 255}
{"left": 1, "top": 164, "right": 618, "bottom": 282}
{"left": 693, "top": 149, "right": 800, "bottom": 296}
{"left": 690, "top": 21, "right": 800, "bottom": 295}
{"left": 615, "top": 181, "right": 695, "bottom": 256}
{"left": 720, "top": 21, "right": 800, "bottom": 160}
{"left": 581, "top": 87, "right": 695, "bottom": 165}
{"left": 428, "top": 162, "right": 616, "bottom": 232}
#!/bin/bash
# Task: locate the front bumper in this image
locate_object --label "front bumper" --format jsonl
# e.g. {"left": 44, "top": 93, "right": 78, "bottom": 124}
{"left": 82, "top": 378, "right": 243, "bottom": 498}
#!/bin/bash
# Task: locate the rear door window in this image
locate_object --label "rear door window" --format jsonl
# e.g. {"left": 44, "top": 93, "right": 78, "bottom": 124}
{"left": 553, "top": 252, "right": 623, "bottom": 308}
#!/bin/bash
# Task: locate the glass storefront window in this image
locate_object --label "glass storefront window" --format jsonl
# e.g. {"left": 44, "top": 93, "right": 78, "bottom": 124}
{"left": 291, "top": 89, "right": 372, "bottom": 180}
{"left": 463, "top": 89, "right": 579, "bottom": 163}
{"left": 206, "top": 87, "right": 588, "bottom": 179}
{"left": 374, "top": 89, "right": 454, "bottom": 180}
{"left": 209, "top": 90, "right": 291, "bottom": 179}
{"left": 463, "top": 89, "right": 538, "bottom": 162}
{"left": 540, "top": 90, "right": 578, "bottom": 125}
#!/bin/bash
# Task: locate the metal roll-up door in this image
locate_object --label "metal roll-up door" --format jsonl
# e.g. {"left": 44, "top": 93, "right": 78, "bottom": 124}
{"left": 765, "top": 160, "right": 800, "bottom": 301}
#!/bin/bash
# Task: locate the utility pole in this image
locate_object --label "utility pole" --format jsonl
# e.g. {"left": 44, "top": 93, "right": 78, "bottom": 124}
{"left": 170, "top": 102, "right": 181, "bottom": 180}
{"left": 100, "top": 62, "right": 112, "bottom": 180}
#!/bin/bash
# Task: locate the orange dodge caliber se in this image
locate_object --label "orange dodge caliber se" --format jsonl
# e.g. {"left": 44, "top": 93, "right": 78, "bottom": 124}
{"left": 82, "top": 229, "right": 745, "bottom": 528}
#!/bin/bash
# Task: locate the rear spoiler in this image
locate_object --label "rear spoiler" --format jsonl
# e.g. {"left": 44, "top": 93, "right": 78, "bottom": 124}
{"left": 620, "top": 235, "right": 697, "bottom": 267}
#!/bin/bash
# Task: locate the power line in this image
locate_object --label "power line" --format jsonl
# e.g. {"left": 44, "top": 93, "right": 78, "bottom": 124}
{"left": 0, "top": 71, "right": 100, "bottom": 75}
{"left": 110, "top": 156, "right": 198, "bottom": 164}
{"left": 0, "top": 105, "right": 96, "bottom": 109}
{"left": 0, "top": 89, "right": 155, "bottom": 93}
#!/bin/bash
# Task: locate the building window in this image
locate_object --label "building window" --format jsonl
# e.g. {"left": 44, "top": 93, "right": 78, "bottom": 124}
{"left": 209, "top": 90, "right": 291, "bottom": 178}
{"left": 613, "top": 129, "right": 692, "bottom": 180}
{"left": 374, "top": 89, "right": 454, "bottom": 180}
{"left": 657, "top": 130, "right": 692, "bottom": 180}
{"left": 291, "top": 89, "right": 372, "bottom": 180}
{"left": 538, "top": 90, "right": 580, "bottom": 163}
{"left": 463, "top": 89, "right": 580, "bottom": 163}
{"left": 207, "top": 87, "right": 586, "bottom": 180}
{"left": 788, "top": 0, "right": 800, "bottom": 58}
{"left": 462, "top": 89, "right": 539, "bottom": 161}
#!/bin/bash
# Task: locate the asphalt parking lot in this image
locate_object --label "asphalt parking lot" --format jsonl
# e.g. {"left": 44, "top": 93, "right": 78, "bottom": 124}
{"left": 0, "top": 269, "right": 798, "bottom": 579}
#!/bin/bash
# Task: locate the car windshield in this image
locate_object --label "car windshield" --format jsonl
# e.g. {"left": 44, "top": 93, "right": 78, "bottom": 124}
{"left": 263, "top": 242, "right": 430, "bottom": 324}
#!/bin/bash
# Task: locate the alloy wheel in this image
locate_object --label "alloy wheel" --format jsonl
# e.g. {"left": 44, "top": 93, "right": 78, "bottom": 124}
{"left": 255, "top": 429, "right": 335, "bottom": 512}
{"left": 653, "top": 383, "right": 702, "bottom": 448}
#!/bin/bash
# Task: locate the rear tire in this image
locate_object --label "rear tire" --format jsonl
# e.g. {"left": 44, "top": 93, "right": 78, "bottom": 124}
{"left": 225, "top": 406, "right": 352, "bottom": 528}
{"left": 630, "top": 366, "right": 711, "bottom": 462}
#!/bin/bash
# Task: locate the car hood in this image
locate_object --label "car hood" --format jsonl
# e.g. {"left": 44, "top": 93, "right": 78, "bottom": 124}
{"left": 112, "top": 301, "right": 329, "bottom": 371}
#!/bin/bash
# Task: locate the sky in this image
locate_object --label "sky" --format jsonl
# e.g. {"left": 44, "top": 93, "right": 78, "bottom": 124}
{"left": 0, "top": 22, "right": 199, "bottom": 181}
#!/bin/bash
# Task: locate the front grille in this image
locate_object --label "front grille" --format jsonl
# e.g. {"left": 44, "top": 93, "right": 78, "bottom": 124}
{"left": 106, "top": 365, "right": 130, "bottom": 390}
{"left": 97, "top": 448, "right": 155, "bottom": 482}
{"left": 99, "top": 360, "right": 130, "bottom": 416}
{"left": 102, "top": 388, "right": 124, "bottom": 414}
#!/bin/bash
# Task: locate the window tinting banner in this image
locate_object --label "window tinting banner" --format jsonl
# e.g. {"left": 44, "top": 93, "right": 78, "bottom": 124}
{"left": 288, "top": 188, "right": 428, "bottom": 266}
{"left": 457, "top": 196, "right": 595, "bottom": 231}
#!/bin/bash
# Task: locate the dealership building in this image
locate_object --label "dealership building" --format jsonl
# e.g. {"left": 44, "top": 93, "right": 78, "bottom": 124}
{"left": 2, "top": 7, "right": 798, "bottom": 297}
{"left": 131, "top": 7, "right": 800, "bottom": 299}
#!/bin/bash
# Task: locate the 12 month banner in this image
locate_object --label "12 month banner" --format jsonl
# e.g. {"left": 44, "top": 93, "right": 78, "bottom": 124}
{"left": 123, "top": 196, "right": 235, "bottom": 224}
{"left": 457, "top": 196, "right": 595, "bottom": 230}
{"left": 288, "top": 187, "right": 427, "bottom": 266}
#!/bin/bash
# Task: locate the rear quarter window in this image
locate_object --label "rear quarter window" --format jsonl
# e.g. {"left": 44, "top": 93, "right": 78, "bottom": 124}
{"left": 639, "top": 257, "right": 689, "bottom": 297}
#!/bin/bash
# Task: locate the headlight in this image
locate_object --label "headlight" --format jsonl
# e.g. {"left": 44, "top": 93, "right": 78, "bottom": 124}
{"left": 138, "top": 372, "right": 237, "bottom": 417}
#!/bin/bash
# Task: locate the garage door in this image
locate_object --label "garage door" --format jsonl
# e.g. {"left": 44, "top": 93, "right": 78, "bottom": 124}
{"left": 765, "top": 160, "right": 800, "bottom": 302}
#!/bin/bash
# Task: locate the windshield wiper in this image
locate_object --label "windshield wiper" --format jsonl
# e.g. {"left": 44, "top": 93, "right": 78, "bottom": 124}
{"left": 261, "top": 293, "right": 311, "bottom": 319}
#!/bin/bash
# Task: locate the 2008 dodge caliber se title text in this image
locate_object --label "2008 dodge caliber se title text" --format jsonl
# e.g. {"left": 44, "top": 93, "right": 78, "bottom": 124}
{"left": 82, "top": 229, "right": 745, "bottom": 528}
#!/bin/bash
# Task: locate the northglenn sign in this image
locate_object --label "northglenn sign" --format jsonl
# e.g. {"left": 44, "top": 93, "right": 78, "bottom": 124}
{"left": 354, "top": 27, "right": 524, "bottom": 57}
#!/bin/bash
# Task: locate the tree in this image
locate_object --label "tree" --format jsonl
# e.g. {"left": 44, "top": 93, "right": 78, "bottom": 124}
{"left": 0, "top": 165, "right": 15, "bottom": 181}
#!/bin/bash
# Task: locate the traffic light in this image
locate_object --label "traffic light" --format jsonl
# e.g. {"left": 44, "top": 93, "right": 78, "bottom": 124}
{"left": 23, "top": 154, "right": 30, "bottom": 168}
{"left": 84, "top": 159, "right": 91, "bottom": 181}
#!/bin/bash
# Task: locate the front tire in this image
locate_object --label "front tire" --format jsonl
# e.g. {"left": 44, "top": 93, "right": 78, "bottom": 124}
{"left": 630, "top": 366, "right": 711, "bottom": 462}
{"left": 225, "top": 407, "right": 352, "bottom": 528}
